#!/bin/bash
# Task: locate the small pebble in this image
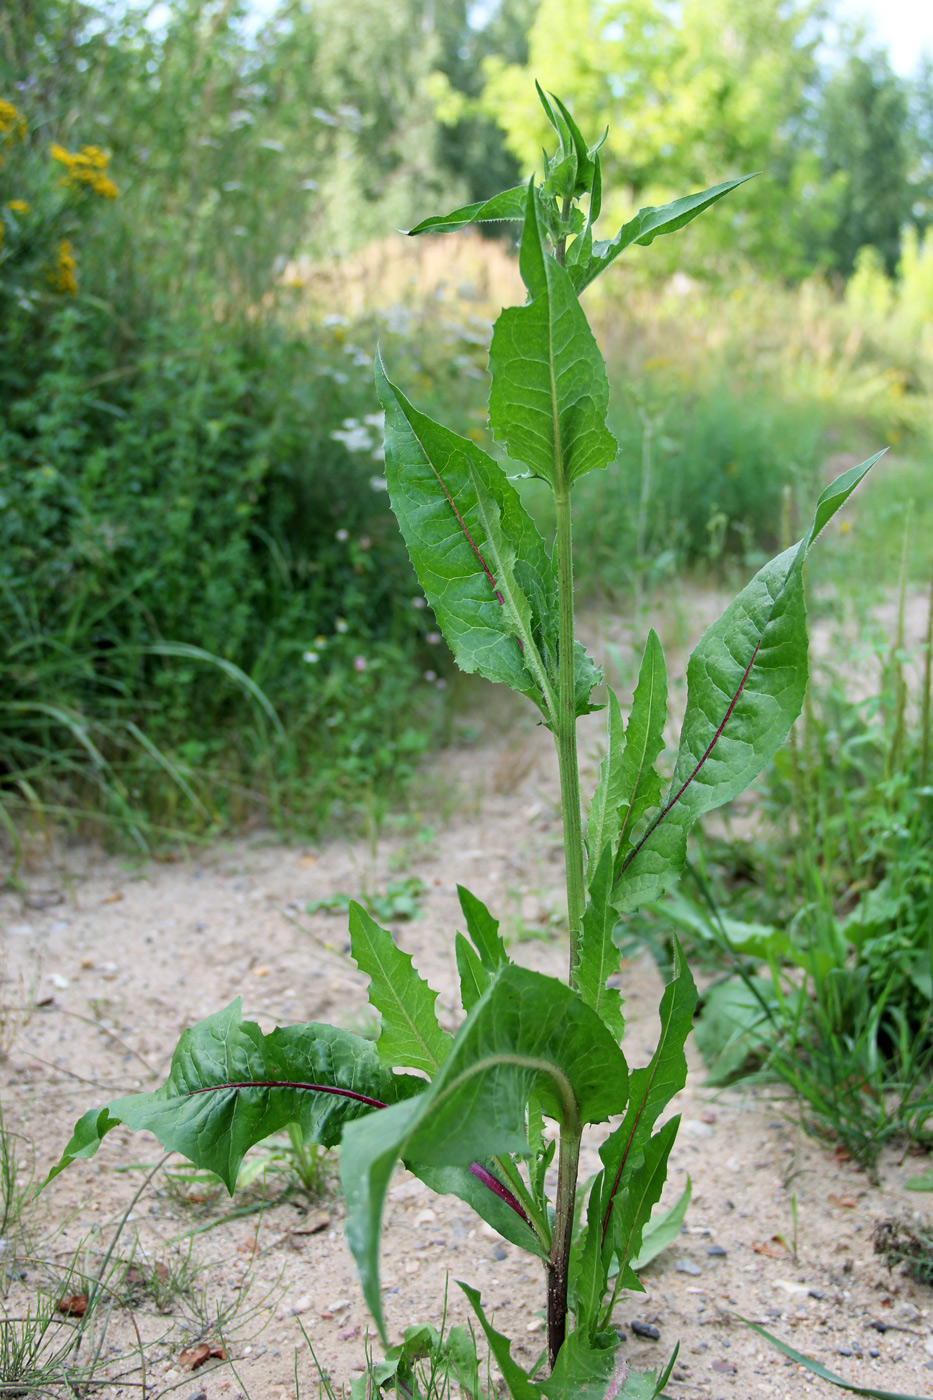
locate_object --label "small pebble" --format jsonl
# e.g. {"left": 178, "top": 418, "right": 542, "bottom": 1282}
{"left": 683, "top": 1119, "right": 714, "bottom": 1139}
{"left": 706, "top": 1245, "right": 727, "bottom": 1257}
{"left": 631, "top": 1320, "right": 660, "bottom": 1340}
{"left": 712, "top": 1359, "right": 736, "bottom": 1375}
{"left": 838, "top": 1348, "right": 853, "bottom": 1357}
{"left": 675, "top": 1258, "right": 702, "bottom": 1275}
{"left": 809, "top": 1289, "right": 825, "bottom": 1300}
{"left": 187, "top": 1392, "right": 208, "bottom": 1400}
{"left": 493, "top": 1247, "right": 507, "bottom": 1261}
{"left": 872, "top": 1320, "right": 888, "bottom": 1333}
{"left": 869, "top": 1350, "right": 880, "bottom": 1359}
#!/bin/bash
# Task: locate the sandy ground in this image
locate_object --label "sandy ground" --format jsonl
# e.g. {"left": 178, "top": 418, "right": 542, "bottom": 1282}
{"left": 2, "top": 587, "right": 933, "bottom": 1400}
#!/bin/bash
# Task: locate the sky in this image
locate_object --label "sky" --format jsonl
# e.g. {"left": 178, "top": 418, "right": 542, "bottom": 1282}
{"left": 834, "top": 0, "right": 933, "bottom": 75}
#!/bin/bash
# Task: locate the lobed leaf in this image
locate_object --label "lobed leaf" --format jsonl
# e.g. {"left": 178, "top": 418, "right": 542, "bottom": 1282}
{"left": 568, "top": 176, "right": 757, "bottom": 294}
{"left": 49, "top": 1000, "right": 418, "bottom": 1192}
{"left": 349, "top": 902, "right": 451, "bottom": 1075}
{"left": 377, "top": 352, "right": 557, "bottom": 715}
{"left": 488, "top": 184, "right": 618, "bottom": 490}
{"left": 341, "top": 964, "right": 629, "bottom": 1336}
{"left": 615, "top": 456, "right": 881, "bottom": 914}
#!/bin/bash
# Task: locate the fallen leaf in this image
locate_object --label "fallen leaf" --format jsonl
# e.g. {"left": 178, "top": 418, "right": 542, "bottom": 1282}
{"left": 57, "top": 1294, "right": 88, "bottom": 1317}
{"left": 102, "top": 892, "right": 123, "bottom": 905}
{"left": 752, "top": 1238, "right": 787, "bottom": 1258}
{"left": 179, "top": 1343, "right": 226, "bottom": 1370}
{"left": 828, "top": 1194, "right": 857, "bottom": 1209}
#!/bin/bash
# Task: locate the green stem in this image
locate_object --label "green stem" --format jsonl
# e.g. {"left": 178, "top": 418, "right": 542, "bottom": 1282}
{"left": 546, "top": 1124, "right": 581, "bottom": 1369}
{"left": 555, "top": 488, "right": 587, "bottom": 983}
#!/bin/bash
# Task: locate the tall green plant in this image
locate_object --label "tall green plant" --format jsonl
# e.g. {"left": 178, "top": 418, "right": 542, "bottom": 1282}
{"left": 49, "top": 92, "right": 878, "bottom": 1395}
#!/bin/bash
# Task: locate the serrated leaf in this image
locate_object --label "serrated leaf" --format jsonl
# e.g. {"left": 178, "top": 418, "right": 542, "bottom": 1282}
{"left": 616, "top": 630, "right": 667, "bottom": 858}
{"left": 377, "top": 352, "right": 557, "bottom": 715}
{"left": 407, "top": 184, "right": 528, "bottom": 236}
{"left": 586, "top": 690, "right": 627, "bottom": 883}
{"left": 455, "top": 930, "right": 490, "bottom": 1013}
{"left": 349, "top": 902, "right": 451, "bottom": 1075}
{"left": 340, "top": 964, "right": 629, "bottom": 1336}
{"left": 614, "top": 456, "right": 881, "bottom": 914}
{"left": 576, "top": 845, "right": 625, "bottom": 1041}
{"left": 574, "top": 946, "right": 695, "bottom": 1309}
{"left": 607, "top": 1116, "right": 680, "bottom": 1294}
{"left": 488, "top": 184, "right": 617, "bottom": 489}
{"left": 458, "top": 885, "right": 509, "bottom": 971}
{"left": 574, "top": 639, "right": 604, "bottom": 717}
{"left": 49, "top": 1000, "right": 418, "bottom": 1191}
{"left": 568, "top": 176, "right": 757, "bottom": 294}
{"left": 540, "top": 1330, "right": 625, "bottom": 1399}
{"left": 630, "top": 1174, "right": 691, "bottom": 1270}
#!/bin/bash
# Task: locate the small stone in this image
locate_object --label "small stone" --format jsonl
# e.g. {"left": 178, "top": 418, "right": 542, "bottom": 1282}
{"left": 838, "top": 1349, "right": 853, "bottom": 1357}
{"left": 683, "top": 1119, "right": 714, "bottom": 1139}
{"left": 329, "top": 1298, "right": 352, "bottom": 1313}
{"left": 706, "top": 1245, "right": 727, "bottom": 1257}
{"left": 188, "top": 1392, "right": 208, "bottom": 1400}
{"left": 405, "top": 1260, "right": 420, "bottom": 1275}
{"left": 675, "top": 1258, "right": 702, "bottom": 1276}
{"left": 415, "top": 1208, "right": 436, "bottom": 1227}
{"left": 291, "top": 1295, "right": 312, "bottom": 1315}
{"left": 809, "top": 1290, "right": 825, "bottom": 1300}
{"left": 631, "top": 1321, "right": 660, "bottom": 1340}
{"left": 712, "top": 1359, "right": 737, "bottom": 1375}
{"left": 872, "top": 1320, "right": 889, "bottom": 1334}
{"left": 526, "top": 1318, "right": 545, "bottom": 1333}
{"left": 9, "top": 924, "right": 33, "bottom": 937}
{"left": 869, "top": 1349, "right": 880, "bottom": 1358}
{"left": 493, "top": 1246, "right": 507, "bottom": 1261}
{"left": 338, "top": 1325, "right": 360, "bottom": 1342}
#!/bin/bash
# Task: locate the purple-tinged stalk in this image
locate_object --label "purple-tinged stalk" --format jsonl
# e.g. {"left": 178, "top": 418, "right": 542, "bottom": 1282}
{"left": 182, "top": 1079, "right": 530, "bottom": 1222}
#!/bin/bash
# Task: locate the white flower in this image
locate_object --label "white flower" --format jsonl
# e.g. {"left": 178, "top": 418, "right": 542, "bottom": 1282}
{"left": 335, "top": 617, "right": 349, "bottom": 633}
{"left": 303, "top": 650, "right": 320, "bottom": 663}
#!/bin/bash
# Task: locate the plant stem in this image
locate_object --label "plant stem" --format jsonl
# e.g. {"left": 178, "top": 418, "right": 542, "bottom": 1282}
{"left": 546, "top": 1124, "right": 581, "bottom": 1369}
{"left": 554, "top": 488, "right": 586, "bottom": 983}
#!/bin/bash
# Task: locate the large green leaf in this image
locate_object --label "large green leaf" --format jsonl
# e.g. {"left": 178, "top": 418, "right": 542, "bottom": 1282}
{"left": 349, "top": 902, "right": 451, "bottom": 1075}
{"left": 576, "top": 845, "right": 625, "bottom": 1041}
{"left": 605, "top": 1116, "right": 680, "bottom": 1295}
{"left": 614, "top": 456, "right": 881, "bottom": 914}
{"left": 376, "top": 353, "right": 557, "bottom": 715}
{"left": 568, "top": 176, "right": 756, "bottom": 294}
{"left": 340, "top": 964, "right": 629, "bottom": 1336}
{"left": 48, "top": 1000, "right": 418, "bottom": 1192}
{"left": 488, "top": 184, "right": 617, "bottom": 489}
{"left": 407, "top": 185, "right": 528, "bottom": 236}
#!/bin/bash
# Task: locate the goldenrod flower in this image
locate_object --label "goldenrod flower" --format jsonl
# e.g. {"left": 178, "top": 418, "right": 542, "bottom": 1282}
{"left": 0, "top": 99, "right": 25, "bottom": 141}
{"left": 50, "top": 142, "right": 119, "bottom": 198}
{"left": 49, "top": 239, "right": 78, "bottom": 296}
{"left": 6, "top": 199, "right": 29, "bottom": 213}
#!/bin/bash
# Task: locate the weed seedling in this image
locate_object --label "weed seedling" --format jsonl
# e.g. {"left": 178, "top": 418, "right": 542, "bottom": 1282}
{"left": 50, "top": 90, "right": 879, "bottom": 1395}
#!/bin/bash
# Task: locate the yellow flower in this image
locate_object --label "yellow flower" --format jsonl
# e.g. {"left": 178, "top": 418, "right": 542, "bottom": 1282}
{"left": 49, "top": 239, "right": 78, "bottom": 296}
{"left": 6, "top": 199, "right": 29, "bottom": 213}
{"left": 50, "top": 142, "right": 119, "bottom": 198}
{"left": 0, "top": 99, "right": 25, "bottom": 140}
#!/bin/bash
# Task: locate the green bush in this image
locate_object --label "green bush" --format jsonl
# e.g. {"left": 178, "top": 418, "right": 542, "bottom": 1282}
{"left": 0, "top": 295, "right": 447, "bottom": 839}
